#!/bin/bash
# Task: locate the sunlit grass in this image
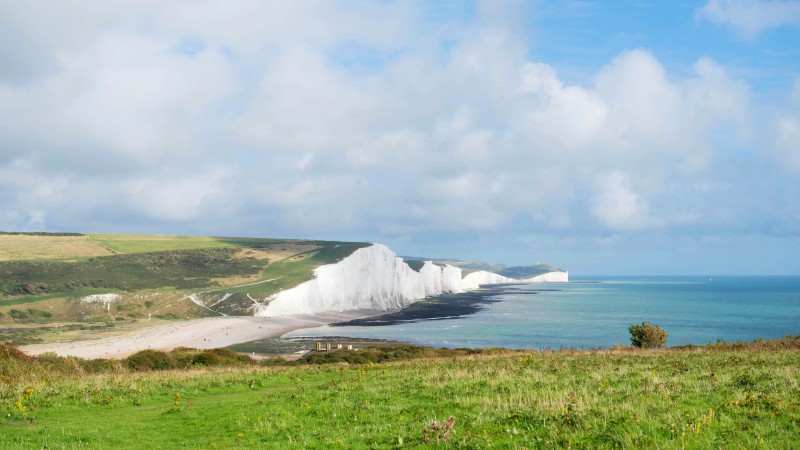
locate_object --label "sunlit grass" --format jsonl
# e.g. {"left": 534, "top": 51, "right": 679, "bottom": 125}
{"left": 88, "top": 234, "right": 238, "bottom": 254}
{"left": 1, "top": 340, "right": 798, "bottom": 448}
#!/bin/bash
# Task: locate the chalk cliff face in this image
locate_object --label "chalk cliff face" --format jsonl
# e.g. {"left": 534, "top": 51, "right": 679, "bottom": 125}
{"left": 254, "top": 243, "right": 567, "bottom": 317}
{"left": 460, "top": 271, "right": 516, "bottom": 290}
{"left": 520, "top": 271, "right": 569, "bottom": 282}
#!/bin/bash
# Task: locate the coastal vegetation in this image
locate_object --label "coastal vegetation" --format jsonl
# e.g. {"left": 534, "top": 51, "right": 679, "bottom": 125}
{"left": 0, "top": 233, "right": 370, "bottom": 342}
{"left": 629, "top": 322, "right": 669, "bottom": 349}
{"left": 1, "top": 337, "right": 798, "bottom": 448}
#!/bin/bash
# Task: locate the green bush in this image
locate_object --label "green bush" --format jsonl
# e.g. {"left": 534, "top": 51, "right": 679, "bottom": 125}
{"left": 8, "top": 309, "right": 29, "bottom": 320}
{"left": 629, "top": 322, "right": 668, "bottom": 348}
{"left": 125, "top": 350, "right": 176, "bottom": 371}
{"left": 162, "top": 347, "right": 254, "bottom": 368}
{"left": 189, "top": 351, "right": 223, "bottom": 366}
{"left": 27, "top": 308, "right": 52, "bottom": 318}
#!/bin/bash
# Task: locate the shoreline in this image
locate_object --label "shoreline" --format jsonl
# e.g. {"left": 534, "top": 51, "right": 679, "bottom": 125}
{"left": 328, "top": 284, "right": 560, "bottom": 327}
{"left": 19, "top": 309, "right": 388, "bottom": 359}
{"left": 17, "top": 284, "right": 549, "bottom": 359}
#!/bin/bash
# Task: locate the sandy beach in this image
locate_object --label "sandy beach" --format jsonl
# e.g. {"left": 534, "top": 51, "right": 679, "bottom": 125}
{"left": 20, "top": 309, "right": 384, "bottom": 359}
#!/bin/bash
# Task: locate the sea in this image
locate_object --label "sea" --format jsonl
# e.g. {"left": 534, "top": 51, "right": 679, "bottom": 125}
{"left": 284, "top": 276, "right": 800, "bottom": 349}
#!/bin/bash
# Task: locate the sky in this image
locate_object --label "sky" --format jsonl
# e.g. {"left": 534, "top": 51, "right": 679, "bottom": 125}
{"left": 0, "top": 0, "right": 799, "bottom": 275}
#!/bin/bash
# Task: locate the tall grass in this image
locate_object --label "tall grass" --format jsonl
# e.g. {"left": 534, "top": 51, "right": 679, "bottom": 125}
{"left": 1, "top": 338, "right": 798, "bottom": 448}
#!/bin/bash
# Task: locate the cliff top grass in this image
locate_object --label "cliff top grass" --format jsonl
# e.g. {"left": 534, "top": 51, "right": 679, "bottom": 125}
{"left": 0, "top": 232, "right": 300, "bottom": 261}
{"left": 0, "top": 234, "right": 114, "bottom": 262}
{"left": 88, "top": 234, "right": 243, "bottom": 254}
{"left": 1, "top": 337, "right": 798, "bottom": 449}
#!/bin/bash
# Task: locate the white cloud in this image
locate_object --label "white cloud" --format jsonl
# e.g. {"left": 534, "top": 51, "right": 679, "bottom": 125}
{"left": 123, "top": 171, "right": 229, "bottom": 221}
{"left": 777, "top": 116, "right": 800, "bottom": 172}
{"left": 518, "top": 62, "right": 608, "bottom": 150}
{"left": 231, "top": 44, "right": 380, "bottom": 152}
{"left": 0, "top": 0, "right": 794, "bottom": 254}
{"left": 699, "top": 0, "right": 800, "bottom": 36}
{"left": 775, "top": 79, "right": 800, "bottom": 173}
{"left": 591, "top": 172, "right": 657, "bottom": 231}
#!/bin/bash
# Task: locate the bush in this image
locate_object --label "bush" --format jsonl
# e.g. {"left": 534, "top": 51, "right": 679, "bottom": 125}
{"left": 166, "top": 347, "right": 254, "bottom": 368}
{"left": 27, "top": 308, "right": 52, "bottom": 318}
{"left": 126, "top": 350, "right": 176, "bottom": 371}
{"left": 629, "top": 322, "right": 668, "bottom": 348}
{"left": 0, "top": 343, "right": 32, "bottom": 362}
{"left": 8, "top": 309, "right": 29, "bottom": 320}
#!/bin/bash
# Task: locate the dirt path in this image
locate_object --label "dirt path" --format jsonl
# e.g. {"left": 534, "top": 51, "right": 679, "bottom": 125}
{"left": 20, "top": 309, "right": 383, "bottom": 359}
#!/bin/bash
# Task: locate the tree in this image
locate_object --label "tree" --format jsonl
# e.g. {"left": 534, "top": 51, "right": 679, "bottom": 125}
{"left": 629, "top": 322, "right": 668, "bottom": 348}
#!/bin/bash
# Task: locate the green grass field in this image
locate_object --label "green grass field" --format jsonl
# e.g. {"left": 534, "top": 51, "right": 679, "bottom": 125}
{"left": 1, "top": 340, "right": 798, "bottom": 449}
{"left": 87, "top": 234, "right": 244, "bottom": 254}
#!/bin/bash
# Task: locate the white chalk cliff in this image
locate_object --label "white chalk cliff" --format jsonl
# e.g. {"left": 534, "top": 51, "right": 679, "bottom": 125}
{"left": 255, "top": 243, "right": 567, "bottom": 317}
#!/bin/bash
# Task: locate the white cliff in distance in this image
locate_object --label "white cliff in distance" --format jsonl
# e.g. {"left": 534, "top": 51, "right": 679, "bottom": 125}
{"left": 255, "top": 243, "right": 567, "bottom": 317}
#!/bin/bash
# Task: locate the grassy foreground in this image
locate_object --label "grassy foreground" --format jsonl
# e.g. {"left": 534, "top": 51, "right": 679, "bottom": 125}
{"left": 2, "top": 340, "right": 799, "bottom": 448}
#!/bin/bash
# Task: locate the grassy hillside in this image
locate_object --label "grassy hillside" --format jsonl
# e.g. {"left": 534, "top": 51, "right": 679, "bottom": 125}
{"left": 0, "top": 233, "right": 370, "bottom": 342}
{"left": 1, "top": 338, "right": 798, "bottom": 448}
{"left": 497, "top": 263, "right": 566, "bottom": 279}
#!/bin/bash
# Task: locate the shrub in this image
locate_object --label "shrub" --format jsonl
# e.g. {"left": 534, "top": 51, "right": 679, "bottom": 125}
{"left": 126, "top": 350, "right": 176, "bottom": 371}
{"left": 208, "top": 348, "right": 253, "bottom": 364}
{"left": 8, "top": 309, "right": 28, "bottom": 320}
{"left": 190, "top": 351, "right": 223, "bottom": 366}
{"left": 27, "top": 308, "right": 52, "bottom": 318}
{"left": 0, "top": 343, "right": 32, "bottom": 362}
{"left": 629, "top": 322, "right": 668, "bottom": 348}
{"left": 166, "top": 347, "right": 254, "bottom": 368}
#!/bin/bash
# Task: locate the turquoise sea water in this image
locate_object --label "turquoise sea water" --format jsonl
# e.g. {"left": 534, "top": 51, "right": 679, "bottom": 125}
{"left": 285, "top": 276, "right": 800, "bottom": 349}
